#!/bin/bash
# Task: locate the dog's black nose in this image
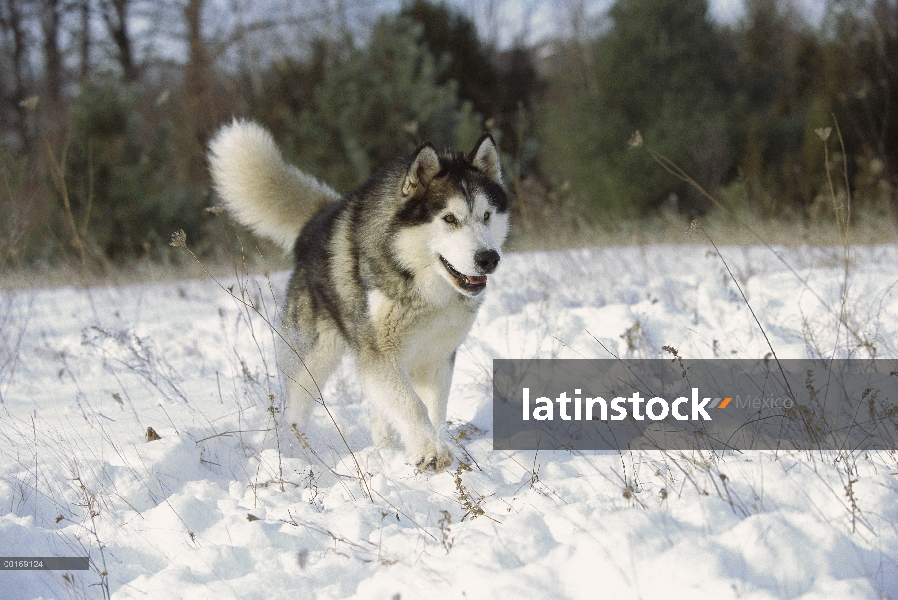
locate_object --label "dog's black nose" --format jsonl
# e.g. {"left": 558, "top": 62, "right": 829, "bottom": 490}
{"left": 474, "top": 249, "right": 500, "bottom": 274}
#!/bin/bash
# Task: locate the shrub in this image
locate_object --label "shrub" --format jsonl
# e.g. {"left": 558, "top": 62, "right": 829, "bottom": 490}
{"left": 62, "top": 79, "right": 203, "bottom": 261}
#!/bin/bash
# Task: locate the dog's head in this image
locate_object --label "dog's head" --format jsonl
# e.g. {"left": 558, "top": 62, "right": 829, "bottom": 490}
{"left": 392, "top": 133, "right": 510, "bottom": 300}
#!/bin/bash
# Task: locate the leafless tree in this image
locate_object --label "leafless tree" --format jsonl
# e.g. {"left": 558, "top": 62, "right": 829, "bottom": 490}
{"left": 99, "top": 0, "right": 137, "bottom": 81}
{"left": 1, "top": 0, "right": 32, "bottom": 150}
{"left": 40, "top": 0, "right": 63, "bottom": 103}
{"left": 77, "top": 0, "right": 92, "bottom": 82}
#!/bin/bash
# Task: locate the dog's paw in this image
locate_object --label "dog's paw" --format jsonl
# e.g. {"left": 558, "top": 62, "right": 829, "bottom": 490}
{"left": 412, "top": 439, "right": 454, "bottom": 473}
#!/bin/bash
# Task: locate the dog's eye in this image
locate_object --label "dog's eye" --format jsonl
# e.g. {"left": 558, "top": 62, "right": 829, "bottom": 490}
{"left": 484, "top": 211, "right": 491, "bottom": 222}
{"left": 443, "top": 214, "right": 457, "bottom": 224}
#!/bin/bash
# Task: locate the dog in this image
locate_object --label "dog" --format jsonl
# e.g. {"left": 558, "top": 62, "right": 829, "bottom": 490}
{"left": 208, "top": 121, "right": 509, "bottom": 471}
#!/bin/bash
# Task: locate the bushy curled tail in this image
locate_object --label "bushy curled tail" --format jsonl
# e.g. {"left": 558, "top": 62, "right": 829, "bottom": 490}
{"left": 207, "top": 120, "right": 339, "bottom": 251}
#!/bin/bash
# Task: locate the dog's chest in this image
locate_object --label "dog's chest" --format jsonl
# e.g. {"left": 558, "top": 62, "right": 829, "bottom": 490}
{"left": 367, "top": 289, "right": 478, "bottom": 360}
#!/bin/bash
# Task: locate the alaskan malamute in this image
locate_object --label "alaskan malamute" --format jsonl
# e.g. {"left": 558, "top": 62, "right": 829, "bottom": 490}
{"left": 208, "top": 121, "right": 509, "bottom": 471}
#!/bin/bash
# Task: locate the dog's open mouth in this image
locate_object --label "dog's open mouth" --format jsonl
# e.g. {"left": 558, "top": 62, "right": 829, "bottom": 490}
{"left": 439, "top": 256, "right": 487, "bottom": 294}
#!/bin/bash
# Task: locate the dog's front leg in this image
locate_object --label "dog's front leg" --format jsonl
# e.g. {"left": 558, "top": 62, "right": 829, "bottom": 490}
{"left": 409, "top": 354, "right": 454, "bottom": 436}
{"left": 358, "top": 355, "right": 453, "bottom": 471}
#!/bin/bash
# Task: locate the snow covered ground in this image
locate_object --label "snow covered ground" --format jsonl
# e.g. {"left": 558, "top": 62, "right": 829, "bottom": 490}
{"left": 2, "top": 243, "right": 898, "bottom": 599}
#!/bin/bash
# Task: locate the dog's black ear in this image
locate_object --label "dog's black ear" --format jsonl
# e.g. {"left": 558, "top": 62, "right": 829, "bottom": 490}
{"left": 402, "top": 142, "right": 441, "bottom": 197}
{"left": 468, "top": 132, "right": 502, "bottom": 184}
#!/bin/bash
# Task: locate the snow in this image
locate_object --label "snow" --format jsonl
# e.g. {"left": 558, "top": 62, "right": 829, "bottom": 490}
{"left": 2, "top": 244, "right": 898, "bottom": 599}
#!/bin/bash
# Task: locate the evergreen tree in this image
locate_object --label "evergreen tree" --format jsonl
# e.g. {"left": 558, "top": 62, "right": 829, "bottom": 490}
{"left": 268, "top": 15, "right": 480, "bottom": 193}
{"left": 541, "top": 0, "right": 735, "bottom": 218}
{"left": 733, "top": 0, "right": 825, "bottom": 215}
{"left": 823, "top": 0, "right": 898, "bottom": 213}
{"left": 400, "top": 0, "right": 498, "bottom": 118}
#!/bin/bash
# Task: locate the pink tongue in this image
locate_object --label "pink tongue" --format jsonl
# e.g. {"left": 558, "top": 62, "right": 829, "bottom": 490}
{"left": 465, "top": 275, "right": 488, "bottom": 285}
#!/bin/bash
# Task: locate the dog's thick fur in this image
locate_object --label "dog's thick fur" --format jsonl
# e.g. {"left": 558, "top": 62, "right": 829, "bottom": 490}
{"left": 208, "top": 121, "right": 509, "bottom": 471}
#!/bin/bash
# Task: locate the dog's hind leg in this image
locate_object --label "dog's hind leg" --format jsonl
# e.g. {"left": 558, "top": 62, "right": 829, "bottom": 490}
{"left": 277, "top": 325, "right": 344, "bottom": 431}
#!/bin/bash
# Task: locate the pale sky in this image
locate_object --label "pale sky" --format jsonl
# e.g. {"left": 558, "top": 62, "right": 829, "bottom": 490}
{"left": 469, "top": 0, "right": 828, "bottom": 49}
{"left": 709, "top": 0, "right": 826, "bottom": 24}
{"left": 291, "top": 0, "right": 832, "bottom": 54}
